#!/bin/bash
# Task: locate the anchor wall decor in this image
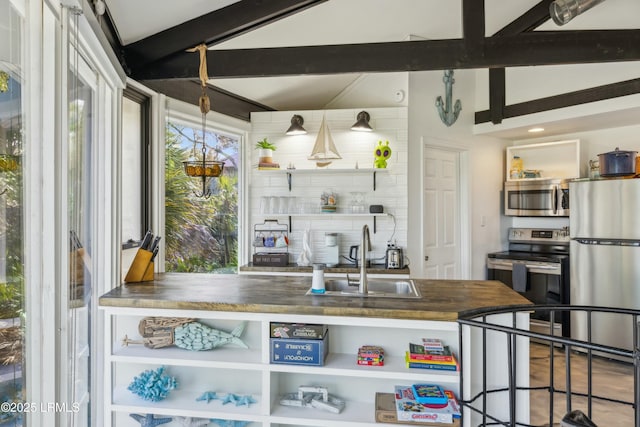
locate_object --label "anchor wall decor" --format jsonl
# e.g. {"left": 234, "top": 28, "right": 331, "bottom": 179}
{"left": 435, "top": 70, "right": 462, "bottom": 127}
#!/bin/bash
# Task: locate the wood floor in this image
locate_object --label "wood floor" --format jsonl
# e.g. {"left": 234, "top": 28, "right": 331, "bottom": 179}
{"left": 529, "top": 342, "right": 635, "bottom": 426}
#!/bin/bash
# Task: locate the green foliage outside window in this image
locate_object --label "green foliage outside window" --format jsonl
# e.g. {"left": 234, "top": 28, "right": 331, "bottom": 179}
{"left": 165, "top": 124, "right": 239, "bottom": 273}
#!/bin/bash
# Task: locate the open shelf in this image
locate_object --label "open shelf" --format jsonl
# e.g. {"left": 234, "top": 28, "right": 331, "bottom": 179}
{"left": 104, "top": 309, "right": 461, "bottom": 427}
{"left": 259, "top": 168, "right": 388, "bottom": 191}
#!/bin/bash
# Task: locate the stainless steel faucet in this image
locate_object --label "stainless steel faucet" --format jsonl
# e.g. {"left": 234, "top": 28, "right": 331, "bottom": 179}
{"left": 359, "top": 224, "right": 371, "bottom": 294}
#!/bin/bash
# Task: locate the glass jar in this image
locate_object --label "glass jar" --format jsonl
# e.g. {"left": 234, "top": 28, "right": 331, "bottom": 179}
{"left": 510, "top": 156, "right": 523, "bottom": 179}
{"left": 350, "top": 192, "right": 366, "bottom": 213}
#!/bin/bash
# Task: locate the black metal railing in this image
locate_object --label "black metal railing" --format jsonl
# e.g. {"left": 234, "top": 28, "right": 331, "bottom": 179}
{"left": 458, "top": 305, "right": 640, "bottom": 427}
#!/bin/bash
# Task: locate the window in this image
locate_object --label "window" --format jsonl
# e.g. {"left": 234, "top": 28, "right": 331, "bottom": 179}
{"left": 121, "top": 86, "right": 152, "bottom": 244}
{"left": 67, "top": 42, "right": 96, "bottom": 427}
{"left": 0, "top": 2, "right": 24, "bottom": 424}
{"left": 164, "top": 118, "right": 239, "bottom": 273}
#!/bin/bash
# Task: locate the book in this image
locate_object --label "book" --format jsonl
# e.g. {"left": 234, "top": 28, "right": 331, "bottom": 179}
{"left": 405, "top": 354, "right": 459, "bottom": 371}
{"left": 406, "top": 361, "right": 458, "bottom": 371}
{"left": 357, "top": 345, "right": 384, "bottom": 365}
{"left": 422, "top": 338, "right": 444, "bottom": 350}
{"left": 257, "top": 161, "right": 280, "bottom": 170}
{"left": 408, "top": 343, "right": 455, "bottom": 362}
{"left": 411, "top": 384, "right": 448, "bottom": 405}
{"left": 394, "top": 386, "right": 458, "bottom": 424}
{"left": 406, "top": 352, "right": 458, "bottom": 367}
{"left": 357, "top": 359, "right": 384, "bottom": 366}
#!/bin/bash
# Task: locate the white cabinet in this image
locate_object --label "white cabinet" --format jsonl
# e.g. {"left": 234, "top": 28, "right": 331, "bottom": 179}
{"left": 103, "top": 308, "right": 460, "bottom": 427}
{"left": 506, "top": 139, "right": 581, "bottom": 181}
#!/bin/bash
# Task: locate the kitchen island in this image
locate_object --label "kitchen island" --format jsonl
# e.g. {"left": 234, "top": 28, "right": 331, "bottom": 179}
{"left": 100, "top": 273, "right": 532, "bottom": 427}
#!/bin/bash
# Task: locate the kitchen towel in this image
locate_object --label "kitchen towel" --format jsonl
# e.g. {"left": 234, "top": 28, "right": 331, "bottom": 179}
{"left": 512, "top": 262, "right": 528, "bottom": 292}
{"left": 297, "top": 229, "right": 312, "bottom": 266}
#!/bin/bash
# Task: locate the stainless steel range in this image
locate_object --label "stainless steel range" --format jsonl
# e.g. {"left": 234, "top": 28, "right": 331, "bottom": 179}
{"left": 486, "top": 227, "right": 570, "bottom": 338}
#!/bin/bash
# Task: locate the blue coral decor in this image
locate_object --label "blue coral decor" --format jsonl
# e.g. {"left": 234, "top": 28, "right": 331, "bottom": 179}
{"left": 127, "top": 366, "right": 177, "bottom": 402}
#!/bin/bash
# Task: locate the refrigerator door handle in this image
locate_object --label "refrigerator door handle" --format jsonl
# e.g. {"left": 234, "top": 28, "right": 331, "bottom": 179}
{"left": 574, "top": 238, "right": 640, "bottom": 247}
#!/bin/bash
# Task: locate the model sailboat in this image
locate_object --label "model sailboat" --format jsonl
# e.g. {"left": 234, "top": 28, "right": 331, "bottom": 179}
{"left": 308, "top": 115, "right": 341, "bottom": 167}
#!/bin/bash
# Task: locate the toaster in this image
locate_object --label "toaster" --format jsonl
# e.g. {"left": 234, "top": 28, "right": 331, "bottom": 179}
{"left": 385, "top": 247, "right": 403, "bottom": 269}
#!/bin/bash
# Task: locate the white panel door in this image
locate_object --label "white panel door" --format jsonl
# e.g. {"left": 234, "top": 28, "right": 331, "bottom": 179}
{"left": 423, "top": 146, "right": 460, "bottom": 279}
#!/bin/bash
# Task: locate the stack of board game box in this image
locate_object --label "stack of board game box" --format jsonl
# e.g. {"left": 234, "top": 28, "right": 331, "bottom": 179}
{"left": 269, "top": 322, "right": 329, "bottom": 366}
{"left": 357, "top": 345, "right": 384, "bottom": 366}
{"left": 405, "top": 338, "right": 458, "bottom": 371}
{"left": 374, "top": 383, "right": 461, "bottom": 425}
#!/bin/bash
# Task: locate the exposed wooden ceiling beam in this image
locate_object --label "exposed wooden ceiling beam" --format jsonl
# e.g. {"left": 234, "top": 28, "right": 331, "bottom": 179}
{"left": 462, "top": 0, "right": 485, "bottom": 60}
{"left": 489, "top": 0, "right": 553, "bottom": 124}
{"left": 142, "top": 80, "right": 274, "bottom": 122}
{"left": 475, "top": 77, "right": 640, "bottom": 124}
{"left": 489, "top": 69, "right": 506, "bottom": 125}
{"left": 494, "top": 0, "right": 554, "bottom": 36}
{"left": 124, "top": 0, "right": 327, "bottom": 74}
{"left": 130, "top": 30, "right": 640, "bottom": 81}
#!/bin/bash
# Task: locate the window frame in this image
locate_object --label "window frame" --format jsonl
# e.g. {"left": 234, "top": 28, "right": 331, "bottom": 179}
{"left": 122, "top": 85, "right": 152, "bottom": 246}
{"left": 161, "top": 99, "right": 250, "bottom": 272}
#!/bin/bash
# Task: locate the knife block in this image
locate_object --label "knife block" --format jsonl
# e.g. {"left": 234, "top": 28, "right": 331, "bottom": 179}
{"left": 124, "top": 248, "right": 154, "bottom": 283}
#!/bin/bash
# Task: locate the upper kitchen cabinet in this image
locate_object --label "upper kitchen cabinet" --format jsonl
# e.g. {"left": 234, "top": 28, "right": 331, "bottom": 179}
{"left": 506, "top": 140, "right": 581, "bottom": 181}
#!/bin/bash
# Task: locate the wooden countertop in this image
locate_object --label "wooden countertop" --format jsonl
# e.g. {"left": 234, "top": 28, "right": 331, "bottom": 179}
{"left": 99, "top": 273, "right": 531, "bottom": 321}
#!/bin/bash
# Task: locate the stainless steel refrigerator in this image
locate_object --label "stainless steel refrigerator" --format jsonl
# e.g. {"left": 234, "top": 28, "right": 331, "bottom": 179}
{"left": 570, "top": 179, "right": 640, "bottom": 352}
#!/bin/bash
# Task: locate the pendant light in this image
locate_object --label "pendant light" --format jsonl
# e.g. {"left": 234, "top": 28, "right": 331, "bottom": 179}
{"left": 182, "top": 44, "right": 224, "bottom": 198}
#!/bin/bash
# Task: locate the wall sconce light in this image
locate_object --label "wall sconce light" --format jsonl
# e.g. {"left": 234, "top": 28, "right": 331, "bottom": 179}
{"left": 550, "top": 0, "right": 607, "bottom": 26}
{"left": 351, "top": 111, "right": 373, "bottom": 132}
{"left": 285, "top": 114, "right": 307, "bottom": 135}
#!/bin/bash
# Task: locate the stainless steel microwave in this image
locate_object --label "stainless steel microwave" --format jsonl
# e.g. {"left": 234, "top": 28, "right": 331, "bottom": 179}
{"left": 504, "top": 179, "right": 570, "bottom": 217}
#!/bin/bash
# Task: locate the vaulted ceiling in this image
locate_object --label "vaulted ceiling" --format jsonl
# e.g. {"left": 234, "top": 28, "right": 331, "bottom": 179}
{"left": 99, "top": 0, "right": 640, "bottom": 123}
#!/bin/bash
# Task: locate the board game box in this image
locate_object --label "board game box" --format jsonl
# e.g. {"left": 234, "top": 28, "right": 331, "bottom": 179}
{"left": 374, "top": 392, "right": 461, "bottom": 426}
{"left": 394, "top": 386, "right": 460, "bottom": 424}
{"left": 270, "top": 322, "right": 328, "bottom": 339}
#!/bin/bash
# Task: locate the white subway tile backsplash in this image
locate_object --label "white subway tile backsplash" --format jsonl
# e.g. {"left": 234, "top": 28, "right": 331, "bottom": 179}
{"left": 249, "top": 107, "right": 408, "bottom": 267}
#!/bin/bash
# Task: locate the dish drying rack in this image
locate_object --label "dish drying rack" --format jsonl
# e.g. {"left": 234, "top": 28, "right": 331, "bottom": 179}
{"left": 252, "top": 220, "right": 289, "bottom": 266}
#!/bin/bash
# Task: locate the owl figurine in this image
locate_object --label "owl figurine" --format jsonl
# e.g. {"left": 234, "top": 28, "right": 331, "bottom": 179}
{"left": 373, "top": 140, "right": 392, "bottom": 168}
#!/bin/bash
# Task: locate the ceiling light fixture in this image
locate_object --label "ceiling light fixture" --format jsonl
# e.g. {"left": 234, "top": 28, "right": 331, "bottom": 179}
{"left": 285, "top": 114, "right": 307, "bottom": 135}
{"left": 182, "top": 43, "right": 224, "bottom": 198}
{"left": 351, "top": 111, "right": 373, "bottom": 132}
{"left": 549, "top": 0, "right": 607, "bottom": 26}
{"left": 528, "top": 127, "right": 545, "bottom": 133}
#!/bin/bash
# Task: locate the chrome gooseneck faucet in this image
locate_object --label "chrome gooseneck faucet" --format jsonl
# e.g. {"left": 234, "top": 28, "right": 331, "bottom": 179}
{"left": 359, "top": 224, "right": 371, "bottom": 295}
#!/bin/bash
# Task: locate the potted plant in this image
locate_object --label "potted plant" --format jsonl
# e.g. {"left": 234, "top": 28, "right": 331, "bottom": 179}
{"left": 256, "top": 138, "right": 276, "bottom": 164}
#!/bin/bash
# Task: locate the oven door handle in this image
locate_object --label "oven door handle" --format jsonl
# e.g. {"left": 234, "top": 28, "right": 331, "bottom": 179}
{"left": 525, "top": 264, "right": 559, "bottom": 271}
{"left": 488, "top": 261, "right": 561, "bottom": 271}
{"left": 487, "top": 261, "right": 514, "bottom": 268}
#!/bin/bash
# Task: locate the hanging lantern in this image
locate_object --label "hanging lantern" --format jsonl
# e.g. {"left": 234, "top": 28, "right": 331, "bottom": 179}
{"left": 182, "top": 43, "right": 225, "bottom": 198}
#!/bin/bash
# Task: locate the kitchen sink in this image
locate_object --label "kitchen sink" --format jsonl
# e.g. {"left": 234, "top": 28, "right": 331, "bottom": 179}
{"left": 305, "top": 279, "right": 421, "bottom": 298}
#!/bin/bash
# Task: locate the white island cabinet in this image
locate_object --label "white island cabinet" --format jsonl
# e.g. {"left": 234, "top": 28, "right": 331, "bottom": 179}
{"left": 104, "top": 309, "right": 460, "bottom": 427}
{"left": 100, "top": 274, "right": 532, "bottom": 427}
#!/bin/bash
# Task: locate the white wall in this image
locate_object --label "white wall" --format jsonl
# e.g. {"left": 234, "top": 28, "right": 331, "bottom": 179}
{"left": 408, "top": 69, "right": 509, "bottom": 279}
{"left": 248, "top": 108, "right": 407, "bottom": 266}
